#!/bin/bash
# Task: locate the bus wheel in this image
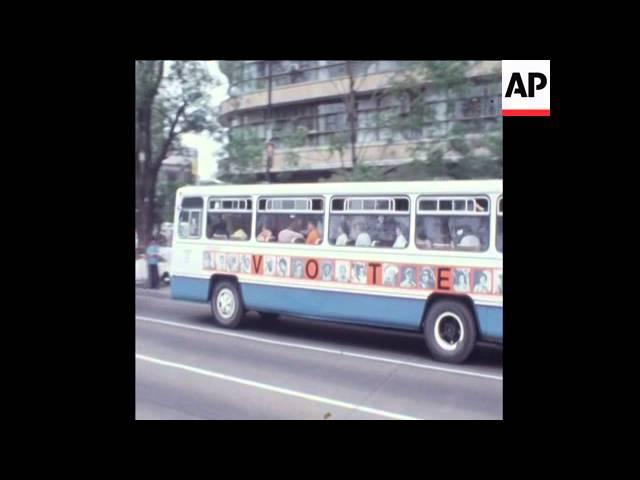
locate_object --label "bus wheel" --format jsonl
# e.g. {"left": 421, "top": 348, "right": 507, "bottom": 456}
{"left": 423, "top": 300, "right": 476, "bottom": 364}
{"left": 211, "top": 280, "right": 245, "bottom": 329}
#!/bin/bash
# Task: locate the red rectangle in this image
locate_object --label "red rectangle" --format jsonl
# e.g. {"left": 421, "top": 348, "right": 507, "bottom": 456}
{"left": 502, "top": 109, "right": 550, "bottom": 116}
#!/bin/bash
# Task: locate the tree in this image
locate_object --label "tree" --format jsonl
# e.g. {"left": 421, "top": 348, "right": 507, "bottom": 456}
{"left": 380, "top": 61, "right": 502, "bottom": 180}
{"left": 135, "top": 60, "right": 218, "bottom": 246}
{"left": 327, "top": 60, "right": 386, "bottom": 170}
{"left": 218, "top": 61, "right": 310, "bottom": 183}
{"left": 216, "top": 126, "right": 264, "bottom": 183}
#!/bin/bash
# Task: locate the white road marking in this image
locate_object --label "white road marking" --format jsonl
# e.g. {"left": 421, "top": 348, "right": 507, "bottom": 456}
{"left": 136, "top": 315, "right": 502, "bottom": 381}
{"left": 136, "top": 353, "right": 420, "bottom": 420}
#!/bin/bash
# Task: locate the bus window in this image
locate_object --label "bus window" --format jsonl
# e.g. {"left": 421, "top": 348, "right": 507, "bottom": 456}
{"left": 329, "top": 196, "right": 410, "bottom": 248}
{"left": 178, "top": 197, "right": 203, "bottom": 239}
{"left": 416, "top": 196, "right": 490, "bottom": 252}
{"left": 256, "top": 197, "right": 324, "bottom": 245}
{"left": 496, "top": 196, "right": 503, "bottom": 252}
{"left": 206, "top": 197, "right": 252, "bottom": 241}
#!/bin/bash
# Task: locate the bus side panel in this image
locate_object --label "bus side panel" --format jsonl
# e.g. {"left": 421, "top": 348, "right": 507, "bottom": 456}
{"left": 241, "top": 283, "right": 424, "bottom": 330}
{"left": 170, "top": 276, "right": 210, "bottom": 303}
{"left": 474, "top": 304, "right": 503, "bottom": 343}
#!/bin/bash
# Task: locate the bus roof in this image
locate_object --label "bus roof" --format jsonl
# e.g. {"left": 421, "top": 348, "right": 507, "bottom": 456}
{"left": 177, "top": 179, "right": 502, "bottom": 198}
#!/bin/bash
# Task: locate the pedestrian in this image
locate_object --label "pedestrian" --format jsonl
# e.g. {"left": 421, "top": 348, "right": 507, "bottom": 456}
{"left": 146, "top": 236, "right": 162, "bottom": 289}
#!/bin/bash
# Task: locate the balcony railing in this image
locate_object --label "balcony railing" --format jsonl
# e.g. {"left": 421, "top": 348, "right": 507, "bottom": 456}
{"left": 227, "top": 61, "right": 407, "bottom": 96}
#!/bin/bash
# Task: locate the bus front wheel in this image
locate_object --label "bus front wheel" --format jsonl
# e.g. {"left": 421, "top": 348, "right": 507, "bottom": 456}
{"left": 211, "top": 280, "right": 245, "bottom": 329}
{"left": 423, "top": 300, "right": 476, "bottom": 364}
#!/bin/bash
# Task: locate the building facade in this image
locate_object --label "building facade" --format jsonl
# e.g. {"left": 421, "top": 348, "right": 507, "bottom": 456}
{"left": 157, "top": 146, "right": 199, "bottom": 187}
{"left": 218, "top": 60, "right": 501, "bottom": 181}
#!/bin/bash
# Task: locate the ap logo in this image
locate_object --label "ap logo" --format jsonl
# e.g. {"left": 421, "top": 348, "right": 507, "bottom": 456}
{"left": 502, "top": 60, "right": 550, "bottom": 116}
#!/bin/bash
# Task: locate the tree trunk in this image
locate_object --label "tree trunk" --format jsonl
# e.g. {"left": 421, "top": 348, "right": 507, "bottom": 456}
{"left": 135, "top": 61, "right": 165, "bottom": 248}
{"left": 139, "top": 170, "right": 159, "bottom": 247}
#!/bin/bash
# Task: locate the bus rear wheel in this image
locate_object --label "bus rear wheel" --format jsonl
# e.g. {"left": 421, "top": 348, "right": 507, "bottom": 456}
{"left": 211, "top": 280, "right": 245, "bottom": 329}
{"left": 423, "top": 300, "right": 476, "bottom": 364}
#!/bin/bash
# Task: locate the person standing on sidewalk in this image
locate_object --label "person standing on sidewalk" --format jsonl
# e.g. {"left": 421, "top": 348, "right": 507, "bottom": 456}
{"left": 146, "top": 236, "right": 161, "bottom": 289}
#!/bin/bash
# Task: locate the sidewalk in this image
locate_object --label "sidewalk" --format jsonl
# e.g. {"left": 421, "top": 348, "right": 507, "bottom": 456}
{"left": 136, "top": 284, "right": 171, "bottom": 299}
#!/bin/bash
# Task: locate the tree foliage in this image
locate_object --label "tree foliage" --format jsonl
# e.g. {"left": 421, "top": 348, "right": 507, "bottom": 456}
{"left": 216, "top": 60, "right": 501, "bottom": 184}
{"left": 135, "top": 60, "right": 218, "bottom": 245}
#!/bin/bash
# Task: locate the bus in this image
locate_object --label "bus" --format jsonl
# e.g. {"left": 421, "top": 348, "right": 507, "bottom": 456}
{"left": 170, "top": 180, "right": 502, "bottom": 364}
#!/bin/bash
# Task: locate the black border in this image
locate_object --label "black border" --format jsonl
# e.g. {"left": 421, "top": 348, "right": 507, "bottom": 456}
{"left": 59, "top": 51, "right": 565, "bottom": 428}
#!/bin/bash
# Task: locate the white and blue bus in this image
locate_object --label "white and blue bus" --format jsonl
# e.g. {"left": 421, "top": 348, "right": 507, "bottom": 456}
{"left": 170, "top": 180, "right": 502, "bottom": 364}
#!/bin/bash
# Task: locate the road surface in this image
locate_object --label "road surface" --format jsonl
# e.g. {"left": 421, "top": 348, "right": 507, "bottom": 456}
{"left": 136, "top": 288, "right": 503, "bottom": 420}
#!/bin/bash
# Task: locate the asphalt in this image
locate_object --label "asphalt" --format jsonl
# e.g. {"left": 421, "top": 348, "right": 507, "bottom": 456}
{"left": 135, "top": 287, "right": 503, "bottom": 420}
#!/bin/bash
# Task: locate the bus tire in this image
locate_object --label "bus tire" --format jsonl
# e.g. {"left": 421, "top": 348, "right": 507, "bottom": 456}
{"left": 211, "top": 280, "right": 245, "bottom": 329}
{"left": 423, "top": 299, "right": 476, "bottom": 364}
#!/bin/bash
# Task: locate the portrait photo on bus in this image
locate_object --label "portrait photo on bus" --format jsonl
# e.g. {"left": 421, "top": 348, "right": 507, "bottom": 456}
{"left": 335, "top": 260, "right": 351, "bottom": 283}
{"left": 264, "top": 255, "right": 276, "bottom": 276}
{"left": 383, "top": 264, "right": 399, "bottom": 287}
{"left": 292, "top": 258, "right": 305, "bottom": 279}
{"left": 227, "top": 254, "right": 239, "bottom": 273}
{"left": 495, "top": 269, "right": 503, "bottom": 295}
{"left": 351, "top": 262, "right": 367, "bottom": 284}
{"left": 473, "top": 269, "right": 492, "bottom": 293}
{"left": 216, "top": 252, "right": 226, "bottom": 272}
{"left": 419, "top": 266, "right": 436, "bottom": 289}
{"left": 453, "top": 268, "right": 471, "bottom": 292}
{"left": 277, "top": 256, "right": 290, "bottom": 277}
{"left": 400, "top": 266, "right": 417, "bottom": 288}
{"left": 203, "top": 251, "right": 213, "bottom": 270}
{"left": 320, "top": 260, "right": 333, "bottom": 281}
{"left": 240, "top": 254, "right": 251, "bottom": 274}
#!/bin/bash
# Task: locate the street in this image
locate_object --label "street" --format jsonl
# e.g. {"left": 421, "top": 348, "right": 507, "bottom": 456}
{"left": 136, "top": 287, "right": 503, "bottom": 420}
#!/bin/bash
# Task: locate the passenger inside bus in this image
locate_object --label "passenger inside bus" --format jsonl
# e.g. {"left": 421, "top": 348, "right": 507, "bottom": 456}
{"left": 257, "top": 221, "right": 274, "bottom": 242}
{"left": 230, "top": 227, "right": 248, "bottom": 241}
{"left": 354, "top": 222, "right": 372, "bottom": 247}
{"left": 416, "top": 215, "right": 488, "bottom": 251}
{"left": 278, "top": 219, "right": 304, "bottom": 243}
{"left": 393, "top": 224, "right": 408, "bottom": 248}
{"left": 189, "top": 215, "right": 200, "bottom": 236}
{"left": 335, "top": 222, "right": 350, "bottom": 246}
{"left": 207, "top": 212, "right": 252, "bottom": 241}
{"left": 416, "top": 217, "right": 451, "bottom": 249}
{"left": 457, "top": 231, "right": 481, "bottom": 250}
{"left": 329, "top": 214, "right": 409, "bottom": 248}
{"left": 305, "top": 219, "right": 321, "bottom": 245}
{"left": 209, "top": 218, "right": 229, "bottom": 239}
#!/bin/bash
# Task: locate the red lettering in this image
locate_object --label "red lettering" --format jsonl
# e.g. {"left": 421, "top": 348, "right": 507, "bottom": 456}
{"left": 368, "top": 263, "right": 381, "bottom": 285}
{"left": 305, "top": 259, "right": 318, "bottom": 279}
{"left": 437, "top": 267, "right": 452, "bottom": 290}
{"left": 252, "top": 255, "right": 263, "bottom": 274}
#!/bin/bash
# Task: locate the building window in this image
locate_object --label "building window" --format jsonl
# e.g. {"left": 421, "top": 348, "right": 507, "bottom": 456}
{"left": 226, "top": 78, "right": 501, "bottom": 150}
{"left": 326, "top": 61, "right": 347, "bottom": 78}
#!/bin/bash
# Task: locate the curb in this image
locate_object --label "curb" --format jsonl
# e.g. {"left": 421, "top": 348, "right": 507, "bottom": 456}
{"left": 136, "top": 287, "right": 171, "bottom": 299}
